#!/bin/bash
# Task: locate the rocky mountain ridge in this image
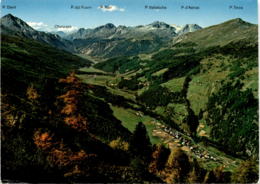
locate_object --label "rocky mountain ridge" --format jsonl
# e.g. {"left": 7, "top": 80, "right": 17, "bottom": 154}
{"left": 1, "top": 14, "right": 75, "bottom": 52}
{"left": 65, "top": 21, "right": 202, "bottom": 40}
{"left": 1, "top": 14, "right": 202, "bottom": 58}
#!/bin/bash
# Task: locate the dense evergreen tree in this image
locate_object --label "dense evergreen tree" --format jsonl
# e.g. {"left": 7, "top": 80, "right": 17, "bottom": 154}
{"left": 129, "top": 122, "right": 152, "bottom": 163}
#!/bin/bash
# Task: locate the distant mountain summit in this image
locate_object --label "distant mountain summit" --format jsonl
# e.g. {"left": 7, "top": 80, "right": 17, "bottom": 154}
{"left": 1, "top": 14, "right": 75, "bottom": 52}
{"left": 148, "top": 21, "right": 172, "bottom": 29}
{"left": 224, "top": 18, "right": 251, "bottom": 25}
{"left": 102, "top": 23, "right": 116, "bottom": 29}
{"left": 1, "top": 14, "right": 35, "bottom": 33}
{"left": 177, "top": 24, "right": 202, "bottom": 35}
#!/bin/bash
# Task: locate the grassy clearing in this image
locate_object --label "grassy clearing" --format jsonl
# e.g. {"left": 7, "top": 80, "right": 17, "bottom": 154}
{"left": 152, "top": 68, "right": 168, "bottom": 77}
{"left": 111, "top": 106, "right": 161, "bottom": 144}
{"left": 154, "top": 106, "right": 165, "bottom": 116}
{"left": 187, "top": 55, "right": 232, "bottom": 115}
{"left": 170, "top": 103, "right": 186, "bottom": 114}
{"left": 78, "top": 70, "right": 138, "bottom": 101}
{"left": 79, "top": 66, "right": 107, "bottom": 74}
{"left": 76, "top": 54, "right": 104, "bottom": 63}
{"left": 137, "top": 86, "right": 150, "bottom": 95}
{"left": 108, "top": 87, "right": 136, "bottom": 101}
{"left": 161, "top": 77, "right": 185, "bottom": 92}
{"left": 138, "top": 53, "right": 153, "bottom": 60}
{"left": 78, "top": 74, "right": 115, "bottom": 86}
{"left": 187, "top": 69, "right": 228, "bottom": 115}
{"left": 121, "top": 69, "right": 143, "bottom": 78}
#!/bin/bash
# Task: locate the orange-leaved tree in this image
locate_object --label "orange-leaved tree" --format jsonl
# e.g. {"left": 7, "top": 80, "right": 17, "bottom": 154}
{"left": 33, "top": 130, "right": 54, "bottom": 151}
{"left": 33, "top": 129, "right": 97, "bottom": 171}
{"left": 58, "top": 72, "right": 88, "bottom": 131}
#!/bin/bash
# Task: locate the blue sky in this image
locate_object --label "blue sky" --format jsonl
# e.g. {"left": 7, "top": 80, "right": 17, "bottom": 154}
{"left": 1, "top": 0, "right": 258, "bottom": 32}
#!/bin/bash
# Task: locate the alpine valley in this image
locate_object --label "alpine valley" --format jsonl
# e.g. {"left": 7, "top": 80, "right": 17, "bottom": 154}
{"left": 1, "top": 13, "right": 258, "bottom": 183}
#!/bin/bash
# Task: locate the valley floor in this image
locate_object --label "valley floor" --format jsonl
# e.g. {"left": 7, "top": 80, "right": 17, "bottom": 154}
{"left": 77, "top": 67, "right": 243, "bottom": 172}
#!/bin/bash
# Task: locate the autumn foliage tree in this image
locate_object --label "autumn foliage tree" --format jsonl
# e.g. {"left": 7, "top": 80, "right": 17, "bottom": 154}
{"left": 163, "top": 147, "right": 191, "bottom": 183}
{"left": 58, "top": 72, "right": 88, "bottom": 131}
{"left": 231, "top": 159, "right": 258, "bottom": 183}
{"left": 33, "top": 130, "right": 54, "bottom": 151}
{"left": 109, "top": 137, "right": 129, "bottom": 151}
{"left": 27, "top": 84, "right": 40, "bottom": 101}
{"left": 149, "top": 144, "right": 170, "bottom": 173}
{"left": 203, "top": 166, "right": 231, "bottom": 183}
{"left": 33, "top": 128, "right": 96, "bottom": 179}
{"left": 186, "top": 158, "right": 207, "bottom": 183}
{"left": 47, "top": 143, "right": 94, "bottom": 168}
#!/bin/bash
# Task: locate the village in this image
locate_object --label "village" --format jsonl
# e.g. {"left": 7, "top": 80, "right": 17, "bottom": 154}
{"left": 152, "top": 121, "right": 220, "bottom": 162}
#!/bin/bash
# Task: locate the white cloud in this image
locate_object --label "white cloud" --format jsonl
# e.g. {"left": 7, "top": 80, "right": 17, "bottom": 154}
{"left": 55, "top": 26, "right": 78, "bottom": 33}
{"left": 27, "top": 21, "right": 48, "bottom": 30}
{"left": 27, "top": 21, "right": 78, "bottom": 33}
{"left": 98, "top": 5, "right": 125, "bottom": 12}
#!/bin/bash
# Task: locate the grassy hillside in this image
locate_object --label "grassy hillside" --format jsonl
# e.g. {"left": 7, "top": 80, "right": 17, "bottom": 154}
{"left": 1, "top": 35, "right": 92, "bottom": 95}
{"left": 172, "top": 18, "right": 257, "bottom": 50}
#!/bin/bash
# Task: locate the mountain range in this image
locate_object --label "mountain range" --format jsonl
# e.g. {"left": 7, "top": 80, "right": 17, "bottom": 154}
{"left": 64, "top": 21, "right": 201, "bottom": 40}
{"left": 65, "top": 21, "right": 202, "bottom": 58}
{"left": 1, "top": 14, "right": 202, "bottom": 58}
